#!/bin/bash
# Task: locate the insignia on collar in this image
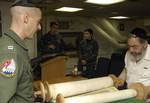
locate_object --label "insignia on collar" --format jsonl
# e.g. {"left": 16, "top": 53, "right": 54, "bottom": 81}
{"left": 8, "top": 46, "right": 14, "bottom": 50}
{"left": 0, "top": 59, "right": 16, "bottom": 77}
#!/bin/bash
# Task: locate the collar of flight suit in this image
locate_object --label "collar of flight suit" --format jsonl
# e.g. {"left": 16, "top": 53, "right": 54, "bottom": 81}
{"left": 4, "top": 29, "right": 28, "bottom": 51}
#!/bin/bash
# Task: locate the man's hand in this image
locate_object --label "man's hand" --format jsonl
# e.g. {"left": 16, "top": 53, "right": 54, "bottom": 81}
{"left": 115, "top": 78, "right": 124, "bottom": 88}
{"left": 109, "top": 74, "right": 124, "bottom": 88}
{"left": 48, "top": 44, "right": 56, "bottom": 49}
{"left": 81, "top": 60, "right": 87, "bottom": 65}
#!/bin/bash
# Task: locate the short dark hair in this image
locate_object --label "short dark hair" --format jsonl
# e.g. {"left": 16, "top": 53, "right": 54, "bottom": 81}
{"left": 50, "top": 21, "right": 58, "bottom": 27}
{"left": 84, "top": 28, "right": 93, "bottom": 35}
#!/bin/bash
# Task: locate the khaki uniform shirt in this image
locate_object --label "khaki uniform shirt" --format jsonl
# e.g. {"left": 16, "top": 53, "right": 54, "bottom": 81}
{"left": 125, "top": 44, "right": 150, "bottom": 86}
{"left": 0, "top": 30, "right": 33, "bottom": 103}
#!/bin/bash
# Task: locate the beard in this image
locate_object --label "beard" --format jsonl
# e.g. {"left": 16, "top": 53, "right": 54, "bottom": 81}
{"left": 130, "top": 49, "right": 146, "bottom": 62}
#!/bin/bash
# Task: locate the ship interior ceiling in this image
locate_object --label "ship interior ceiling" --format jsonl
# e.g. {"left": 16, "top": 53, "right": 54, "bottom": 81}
{"left": 1, "top": 0, "right": 150, "bottom": 18}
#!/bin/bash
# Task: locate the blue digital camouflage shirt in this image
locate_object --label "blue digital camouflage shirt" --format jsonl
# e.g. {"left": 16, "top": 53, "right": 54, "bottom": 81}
{"left": 79, "top": 39, "right": 99, "bottom": 63}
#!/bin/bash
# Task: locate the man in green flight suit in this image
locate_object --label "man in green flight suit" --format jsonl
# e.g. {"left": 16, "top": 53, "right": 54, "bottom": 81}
{"left": 0, "top": 0, "right": 42, "bottom": 103}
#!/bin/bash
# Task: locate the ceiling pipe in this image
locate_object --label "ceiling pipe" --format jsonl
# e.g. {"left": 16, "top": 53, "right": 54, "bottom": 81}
{"left": 94, "top": 18, "right": 127, "bottom": 42}
{"left": 78, "top": 17, "right": 126, "bottom": 49}
{"left": 90, "top": 22, "right": 126, "bottom": 48}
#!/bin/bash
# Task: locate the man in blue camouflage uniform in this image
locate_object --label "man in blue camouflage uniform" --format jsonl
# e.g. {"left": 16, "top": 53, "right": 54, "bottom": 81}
{"left": 39, "top": 21, "right": 65, "bottom": 55}
{"left": 78, "top": 28, "right": 99, "bottom": 78}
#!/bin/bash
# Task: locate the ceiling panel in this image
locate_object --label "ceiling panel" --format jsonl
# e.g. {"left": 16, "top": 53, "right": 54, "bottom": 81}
{"left": 0, "top": 0, "right": 150, "bottom": 18}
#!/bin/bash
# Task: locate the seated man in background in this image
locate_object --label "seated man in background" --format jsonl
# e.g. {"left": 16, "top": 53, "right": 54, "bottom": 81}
{"left": 116, "top": 28, "right": 150, "bottom": 98}
{"left": 78, "top": 28, "right": 99, "bottom": 78}
{"left": 39, "top": 21, "right": 65, "bottom": 55}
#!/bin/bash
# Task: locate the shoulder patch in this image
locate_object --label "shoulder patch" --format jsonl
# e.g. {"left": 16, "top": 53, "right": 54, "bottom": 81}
{"left": 0, "top": 59, "right": 16, "bottom": 77}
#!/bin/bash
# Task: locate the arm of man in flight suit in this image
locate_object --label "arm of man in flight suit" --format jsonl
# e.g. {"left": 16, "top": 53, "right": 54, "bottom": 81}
{"left": 0, "top": 50, "right": 33, "bottom": 103}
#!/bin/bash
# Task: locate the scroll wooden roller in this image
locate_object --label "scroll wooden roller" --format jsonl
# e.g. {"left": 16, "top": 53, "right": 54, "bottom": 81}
{"left": 34, "top": 76, "right": 148, "bottom": 102}
{"left": 128, "top": 82, "right": 147, "bottom": 100}
{"left": 109, "top": 74, "right": 148, "bottom": 100}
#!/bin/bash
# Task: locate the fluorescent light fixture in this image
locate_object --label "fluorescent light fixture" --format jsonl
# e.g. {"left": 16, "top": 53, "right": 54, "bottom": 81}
{"left": 109, "top": 16, "right": 129, "bottom": 19}
{"left": 55, "top": 7, "right": 83, "bottom": 12}
{"left": 85, "top": 0, "right": 125, "bottom": 5}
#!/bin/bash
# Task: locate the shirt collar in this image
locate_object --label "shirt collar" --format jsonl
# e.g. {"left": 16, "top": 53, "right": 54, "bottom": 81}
{"left": 144, "top": 44, "right": 150, "bottom": 60}
{"left": 4, "top": 29, "right": 28, "bottom": 51}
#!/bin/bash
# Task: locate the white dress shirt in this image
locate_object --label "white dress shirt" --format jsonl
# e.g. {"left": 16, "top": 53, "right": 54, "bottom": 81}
{"left": 125, "top": 44, "right": 150, "bottom": 86}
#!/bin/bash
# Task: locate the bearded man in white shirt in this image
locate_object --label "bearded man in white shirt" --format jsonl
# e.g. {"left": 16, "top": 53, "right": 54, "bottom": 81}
{"left": 116, "top": 28, "right": 150, "bottom": 98}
